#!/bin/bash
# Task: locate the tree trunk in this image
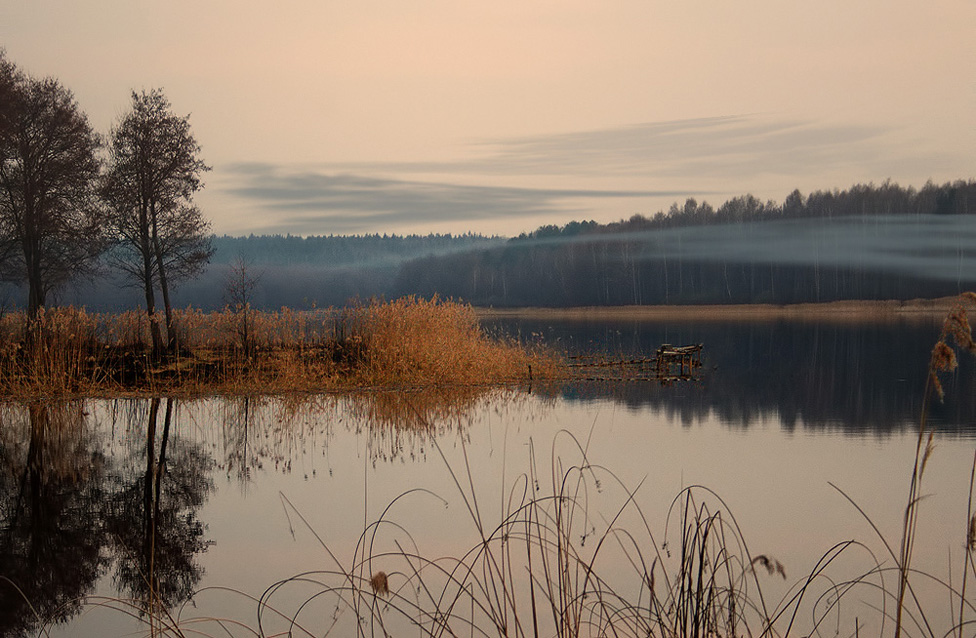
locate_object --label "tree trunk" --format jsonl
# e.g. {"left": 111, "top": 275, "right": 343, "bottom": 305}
{"left": 23, "top": 224, "right": 46, "bottom": 354}
{"left": 151, "top": 206, "right": 178, "bottom": 354}
{"left": 140, "top": 207, "right": 164, "bottom": 358}
{"left": 143, "top": 398, "right": 160, "bottom": 616}
{"left": 26, "top": 262, "right": 44, "bottom": 322}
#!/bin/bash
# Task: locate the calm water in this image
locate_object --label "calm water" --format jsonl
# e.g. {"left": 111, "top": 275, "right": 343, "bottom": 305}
{"left": 2, "top": 317, "right": 975, "bottom": 637}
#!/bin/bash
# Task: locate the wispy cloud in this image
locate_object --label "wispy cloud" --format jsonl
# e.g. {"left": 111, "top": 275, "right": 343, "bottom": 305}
{"left": 325, "top": 115, "right": 948, "bottom": 179}
{"left": 224, "top": 165, "right": 691, "bottom": 234}
{"left": 219, "top": 115, "right": 959, "bottom": 235}
{"left": 475, "top": 116, "right": 887, "bottom": 177}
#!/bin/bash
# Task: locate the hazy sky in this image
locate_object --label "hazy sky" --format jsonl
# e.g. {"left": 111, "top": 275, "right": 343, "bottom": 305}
{"left": 2, "top": 1, "right": 973, "bottom": 237}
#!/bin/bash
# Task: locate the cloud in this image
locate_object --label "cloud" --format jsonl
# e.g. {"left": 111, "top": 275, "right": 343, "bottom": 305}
{"left": 223, "top": 164, "right": 693, "bottom": 234}
{"left": 477, "top": 116, "right": 883, "bottom": 177}
{"left": 218, "top": 115, "right": 961, "bottom": 235}
{"left": 325, "top": 115, "right": 950, "bottom": 180}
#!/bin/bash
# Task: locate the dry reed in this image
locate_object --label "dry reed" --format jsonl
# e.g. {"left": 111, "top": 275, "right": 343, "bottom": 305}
{"left": 0, "top": 297, "right": 561, "bottom": 398}
{"left": 894, "top": 292, "right": 976, "bottom": 638}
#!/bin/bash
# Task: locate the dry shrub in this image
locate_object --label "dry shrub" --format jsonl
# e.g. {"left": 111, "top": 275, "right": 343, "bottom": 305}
{"left": 351, "top": 296, "right": 550, "bottom": 387}
{"left": 94, "top": 309, "right": 154, "bottom": 348}
{"left": 0, "top": 308, "right": 103, "bottom": 396}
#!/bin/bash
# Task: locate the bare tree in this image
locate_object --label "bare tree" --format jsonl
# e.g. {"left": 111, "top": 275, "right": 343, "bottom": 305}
{"left": 103, "top": 89, "right": 212, "bottom": 356}
{"left": 0, "top": 53, "right": 106, "bottom": 324}
{"left": 224, "top": 254, "right": 263, "bottom": 357}
{"left": 0, "top": 51, "right": 16, "bottom": 142}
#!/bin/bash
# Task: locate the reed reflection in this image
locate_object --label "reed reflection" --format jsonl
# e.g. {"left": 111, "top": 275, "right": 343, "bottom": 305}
{"left": 221, "top": 395, "right": 258, "bottom": 483}
{"left": 0, "top": 402, "right": 107, "bottom": 636}
{"left": 213, "top": 387, "right": 541, "bottom": 479}
{"left": 346, "top": 386, "right": 543, "bottom": 464}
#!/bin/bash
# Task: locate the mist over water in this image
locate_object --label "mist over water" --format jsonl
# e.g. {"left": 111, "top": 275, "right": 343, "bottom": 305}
{"left": 634, "top": 214, "right": 976, "bottom": 282}
{"left": 518, "top": 214, "right": 976, "bottom": 283}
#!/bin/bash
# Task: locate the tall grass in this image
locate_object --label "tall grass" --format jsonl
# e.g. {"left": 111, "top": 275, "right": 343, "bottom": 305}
{"left": 0, "top": 297, "right": 559, "bottom": 398}
{"left": 254, "top": 434, "right": 868, "bottom": 638}
{"left": 893, "top": 292, "right": 976, "bottom": 638}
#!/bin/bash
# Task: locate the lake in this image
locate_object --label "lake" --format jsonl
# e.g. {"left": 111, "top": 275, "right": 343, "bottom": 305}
{"left": 2, "top": 315, "right": 975, "bottom": 637}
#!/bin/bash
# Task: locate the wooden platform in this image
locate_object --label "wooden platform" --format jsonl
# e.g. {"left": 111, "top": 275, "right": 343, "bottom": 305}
{"left": 655, "top": 343, "right": 703, "bottom": 376}
{"left": 567, "top": 343, "right": 704, "bottom": 382}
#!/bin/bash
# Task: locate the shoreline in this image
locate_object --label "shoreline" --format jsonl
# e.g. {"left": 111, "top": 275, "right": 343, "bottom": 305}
{"left": 474, "top": 296, "right": 966, "bottom": 323}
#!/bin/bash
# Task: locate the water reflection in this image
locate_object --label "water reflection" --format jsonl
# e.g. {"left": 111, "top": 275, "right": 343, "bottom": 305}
{"left": 0, "top": 403, "right": 107, "bottom": 636}
{"left": 214, "top": 387, "right": 539, "bottom": 475}
{"left": 0, "top": 399, "right": 215, "bottom": 635}
{"left": 489, "top": 318, "right": 976, "bottom": 433}
{"left": 104, "top": 398, "right": 214, "bottom": 612}
{"left": 1, "top": 317, "right": 974, "bottom": 636}
{"left": 345, "top": 387, "right": 540, "bottom": 464}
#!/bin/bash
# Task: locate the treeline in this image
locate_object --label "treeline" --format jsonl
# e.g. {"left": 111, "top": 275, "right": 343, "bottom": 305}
{"left": 519, "top": 178, "right": 976, "bottom": 241}
{"left": 210, "top": 232, "right": 500, "bottom": 266}
{"left": 392, "top": 179, "right": 976, "bottom": 307}
{"left": 200, "top": 233, "right": 499, "bottom": 309}
{"left": 391, "top": 238, "right": 949, "bottom": 306}
{"left": 54, "top": 178, "right": 976, "bottom": 311}
{"left": 57, "top": 233, "right": 499, "bottom": 311}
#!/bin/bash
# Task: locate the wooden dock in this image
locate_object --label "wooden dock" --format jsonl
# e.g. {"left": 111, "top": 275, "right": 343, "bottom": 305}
{"left": 568, "top": 343, "right": 704, "bottom": 382}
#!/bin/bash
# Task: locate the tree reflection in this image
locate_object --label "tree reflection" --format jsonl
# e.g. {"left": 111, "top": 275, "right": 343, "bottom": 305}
{"left": 104, "top": 397, "right": 214, "bottom": 617}
{"left": 0, "top": 401, "right": 107, "bottom": 636}
{"left": 496, "top": 318, "right": 976, "bottom": 433}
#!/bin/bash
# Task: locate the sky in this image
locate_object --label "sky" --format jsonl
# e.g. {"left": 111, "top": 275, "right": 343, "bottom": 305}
{"left": 1, "top": 1, "right": 973, "bottom": 238}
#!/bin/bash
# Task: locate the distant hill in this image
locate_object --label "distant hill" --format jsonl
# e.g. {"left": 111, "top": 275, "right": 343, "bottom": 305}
{"left": 392, "top": 179, "right": 976, "bottom": 306}
{"left": 24, "top": 178, "right": 976, "bottom": 311}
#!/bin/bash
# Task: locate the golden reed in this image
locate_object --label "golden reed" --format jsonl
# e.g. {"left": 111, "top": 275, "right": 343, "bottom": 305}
{"left": 0, "top": 297, "right": 559, "bottom": 398}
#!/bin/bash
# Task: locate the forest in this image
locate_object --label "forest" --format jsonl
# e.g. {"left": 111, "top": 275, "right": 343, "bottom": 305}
{"left": 391, "top": 178, "right": 976, "bottom": 306}
{"left": 55, "top": 178, "right": 976, "bottom": 311}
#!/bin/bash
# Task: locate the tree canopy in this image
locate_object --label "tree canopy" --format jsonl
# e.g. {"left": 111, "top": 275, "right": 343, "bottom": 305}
{"left": 0, "top": 52, "right": 106, "bottom": 320}
{"left": 103, "top": 88, "right": 212, "bottom": 354}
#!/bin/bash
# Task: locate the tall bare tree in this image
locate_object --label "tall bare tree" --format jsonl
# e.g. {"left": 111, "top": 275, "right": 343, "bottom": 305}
{"left": 103, "top": 89, "right": 212, "bottom": 356}
{"left": 0, "top": 52, "right": 106, "bottom": 323}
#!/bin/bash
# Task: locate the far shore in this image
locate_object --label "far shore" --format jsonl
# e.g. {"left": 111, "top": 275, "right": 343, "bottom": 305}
{"left": 474, "top": 297, "right": 968, "bottom": 323}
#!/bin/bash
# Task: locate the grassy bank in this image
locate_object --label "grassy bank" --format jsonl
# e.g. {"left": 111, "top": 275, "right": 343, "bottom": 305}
{"left": 0, "top": 297, "right": 559, "bottom": 398}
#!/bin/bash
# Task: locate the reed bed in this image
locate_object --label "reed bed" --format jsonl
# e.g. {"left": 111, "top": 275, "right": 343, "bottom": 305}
{"left": 0, "top": 297, "right": 560, "bottom": 398}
